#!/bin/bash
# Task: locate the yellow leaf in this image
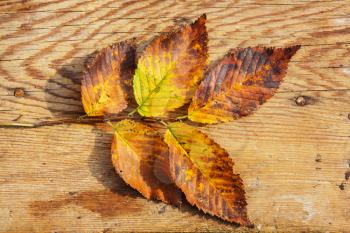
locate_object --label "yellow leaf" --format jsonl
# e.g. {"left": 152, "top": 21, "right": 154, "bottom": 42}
{"left": 188, "top": 46, "right": 300, "bottom": 123}
{"left": 133, "top": 14, "right": 208, "bottom": 117}
{"left": 111, "top": 119, "right": 182, "bottom": 205}
{"left": 81, "top": 40, "right": 136, "bottom": 116}
{"left": 164, "top": 122, "right": 252, "bottom": 226}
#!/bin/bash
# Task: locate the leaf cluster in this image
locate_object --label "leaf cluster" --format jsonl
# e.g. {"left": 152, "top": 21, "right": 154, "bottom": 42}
{"left": 81, "top": 14, "right": 299, "bottom": 227}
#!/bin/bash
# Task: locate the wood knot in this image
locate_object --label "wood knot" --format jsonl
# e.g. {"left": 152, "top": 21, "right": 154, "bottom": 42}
{"left": 14, "top": 88, "right": 25, "bottom": 98}
{"left": 295, "top": 96, "right": 306, "bottom": 106}
{"left": 294, "top": 95, "right": 315, "bottom": 107}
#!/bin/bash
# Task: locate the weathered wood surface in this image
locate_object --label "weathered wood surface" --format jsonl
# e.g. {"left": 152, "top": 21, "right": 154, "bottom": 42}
{"left": 0, "top": 0, "right": 349, "bottom": 232}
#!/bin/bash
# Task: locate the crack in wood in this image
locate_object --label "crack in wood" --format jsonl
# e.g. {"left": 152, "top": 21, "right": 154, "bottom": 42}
{"left": 0, "top": 115, "right": 172, "bottom": 128}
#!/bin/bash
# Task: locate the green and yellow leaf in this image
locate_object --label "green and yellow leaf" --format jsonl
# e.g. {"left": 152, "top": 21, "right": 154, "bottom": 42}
{"left": 81, "top": 40, "right": 136, "bottom": 116}
{"left": 164, "top": 122, "right": 251, "bottom": 226}
{"left": 133, "top": 14, "right": 208, "bottom": 117}
{"left": 111, "top": 119, "right": 182, "bottom": 205}
{"left": 188, "top": 45, "right": 300, "bottom": 123}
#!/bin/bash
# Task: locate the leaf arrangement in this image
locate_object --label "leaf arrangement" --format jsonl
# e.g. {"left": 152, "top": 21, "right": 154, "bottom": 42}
{"left": 81, "top": 14, "right": 299, "bottom": 227}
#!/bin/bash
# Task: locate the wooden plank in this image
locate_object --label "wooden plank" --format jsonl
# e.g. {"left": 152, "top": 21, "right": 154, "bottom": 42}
{"left": 0, "top": 0, "right": 349, "bottom": 232}
{"left": 0, "top": 0, "right": 349, "bottom": 124}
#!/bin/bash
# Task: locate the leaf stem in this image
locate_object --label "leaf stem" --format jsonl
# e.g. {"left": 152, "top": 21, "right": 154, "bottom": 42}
{"left": 0, "top": 121, "right": 36, "bottom": 128}
{"left": 128, "top": 108, "right": 138, "bottom": 116}
{"left": 176, "top": 115, "right": 188, "bottom": 120}
{"left": 159, "top": 120, "right": 168, "bottom": 127}
{"left": 77, "top": 114, "right": 88, "bottom": 120}
{"left": 106, "top": 121, "right": 114, "bottom": 128}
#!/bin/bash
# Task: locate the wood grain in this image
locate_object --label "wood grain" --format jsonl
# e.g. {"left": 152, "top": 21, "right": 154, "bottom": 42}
{"left": 0, "top": 0, "right": 349, "bottom": 232}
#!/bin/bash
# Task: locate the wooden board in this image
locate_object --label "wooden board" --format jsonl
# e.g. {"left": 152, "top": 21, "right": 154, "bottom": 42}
{"left": 0, "top": 0, "right": 349, "bottom": 232}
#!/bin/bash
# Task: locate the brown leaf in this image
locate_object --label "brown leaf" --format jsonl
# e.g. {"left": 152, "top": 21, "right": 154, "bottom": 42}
{"left": 188, "top": 45, "right": 300, "bottom": 123}
{"left": 164, "top": 122, "right": 252, "bottom": 226}
{"left": 81, "top": 40, "right": 136, "bottom": 116}
{"left": 133, "top": 14, "right": 208, "bottom": 117}
{"left": 111, "top": 119, "right": 182, "bottom": 205}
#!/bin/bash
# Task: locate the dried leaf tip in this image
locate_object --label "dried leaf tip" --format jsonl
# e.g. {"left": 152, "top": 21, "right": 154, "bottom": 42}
{"left": 194, "top": 13, "right": 206, "bottom": 24}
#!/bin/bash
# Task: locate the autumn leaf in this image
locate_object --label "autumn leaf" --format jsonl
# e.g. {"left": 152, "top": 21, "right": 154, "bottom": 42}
{"left": 164, "top": 122, "right": 251, "bottom": 226}
{"left": 188, "top": 45, "right": 300, "bottom": 123}
{"left": 110, "top": 119, "right": 182, "bottom": 205}
{"left": 81, "top": 40, "right": 136, "bottom": 116}
{"left": 133, "top": 14, "right": 208, "bottom": 117}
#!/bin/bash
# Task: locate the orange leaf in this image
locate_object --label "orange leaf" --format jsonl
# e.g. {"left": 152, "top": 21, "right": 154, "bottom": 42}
{"left": 164, "top": 122, "right": 252, "bottom": 226}
{"left": 111, "top": 120, "right": 182, "bottom": 205}
{"left": 133, "top": 14, "right": 208, "bottom": 117}
{"left": 81, "top": 40, "right": 136, "bottom": 116}
{"left": 188, "top": 45, "right": 300, "bottom": 123}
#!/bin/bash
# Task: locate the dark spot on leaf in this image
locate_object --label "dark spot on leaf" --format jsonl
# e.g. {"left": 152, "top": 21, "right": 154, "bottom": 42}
{"left": 272, "top": 65, "right": 281, "bottom": 75}
{"left": 243, "top": 79, "right": 254, "bottom": 86}
{"left": 160, "top": 37, "right": 171, "bottom": 49}
{"left": 263, "top": 74, "right": 279, "bottom": 88}
{"left": 258, "top": 95, "right": 265, "bottom": 105}
{"left": 266, "top": 48, "right": 274, "bottom": 56}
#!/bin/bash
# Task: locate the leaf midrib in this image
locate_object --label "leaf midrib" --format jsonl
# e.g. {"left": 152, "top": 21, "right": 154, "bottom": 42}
{"left": 113, "top": 127, "right": 142, "bottom": 163}
{"left": 136, "top": 64, "right": 174, "bottom": 113}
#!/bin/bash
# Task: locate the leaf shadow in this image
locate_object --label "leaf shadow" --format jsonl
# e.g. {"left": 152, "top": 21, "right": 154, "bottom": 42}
{"left": 44, "top": 56, "right": 87, "bottom": 120}
{"left": 88, "top": 127, "right": 141, "bottom": 199}
{"left": 45, "top": 53, "right": 141, "bottom": 195}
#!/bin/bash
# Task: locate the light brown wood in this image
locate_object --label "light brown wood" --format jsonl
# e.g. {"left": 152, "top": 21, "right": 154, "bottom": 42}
{"left": 0, "top": 0, "right": 349, "bottom": 232}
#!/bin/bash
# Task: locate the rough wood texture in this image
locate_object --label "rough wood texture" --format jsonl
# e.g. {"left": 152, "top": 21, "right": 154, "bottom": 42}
{"left": 0, "top": 0, "right": 349, "bottom": 232}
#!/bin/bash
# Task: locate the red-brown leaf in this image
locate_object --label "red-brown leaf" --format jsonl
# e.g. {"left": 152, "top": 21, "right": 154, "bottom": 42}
{"left": 188, "top": 45, "right": 300, "bottom": 123}
{"left": 164, "top": 122, "right": 252, "bottom": 226}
